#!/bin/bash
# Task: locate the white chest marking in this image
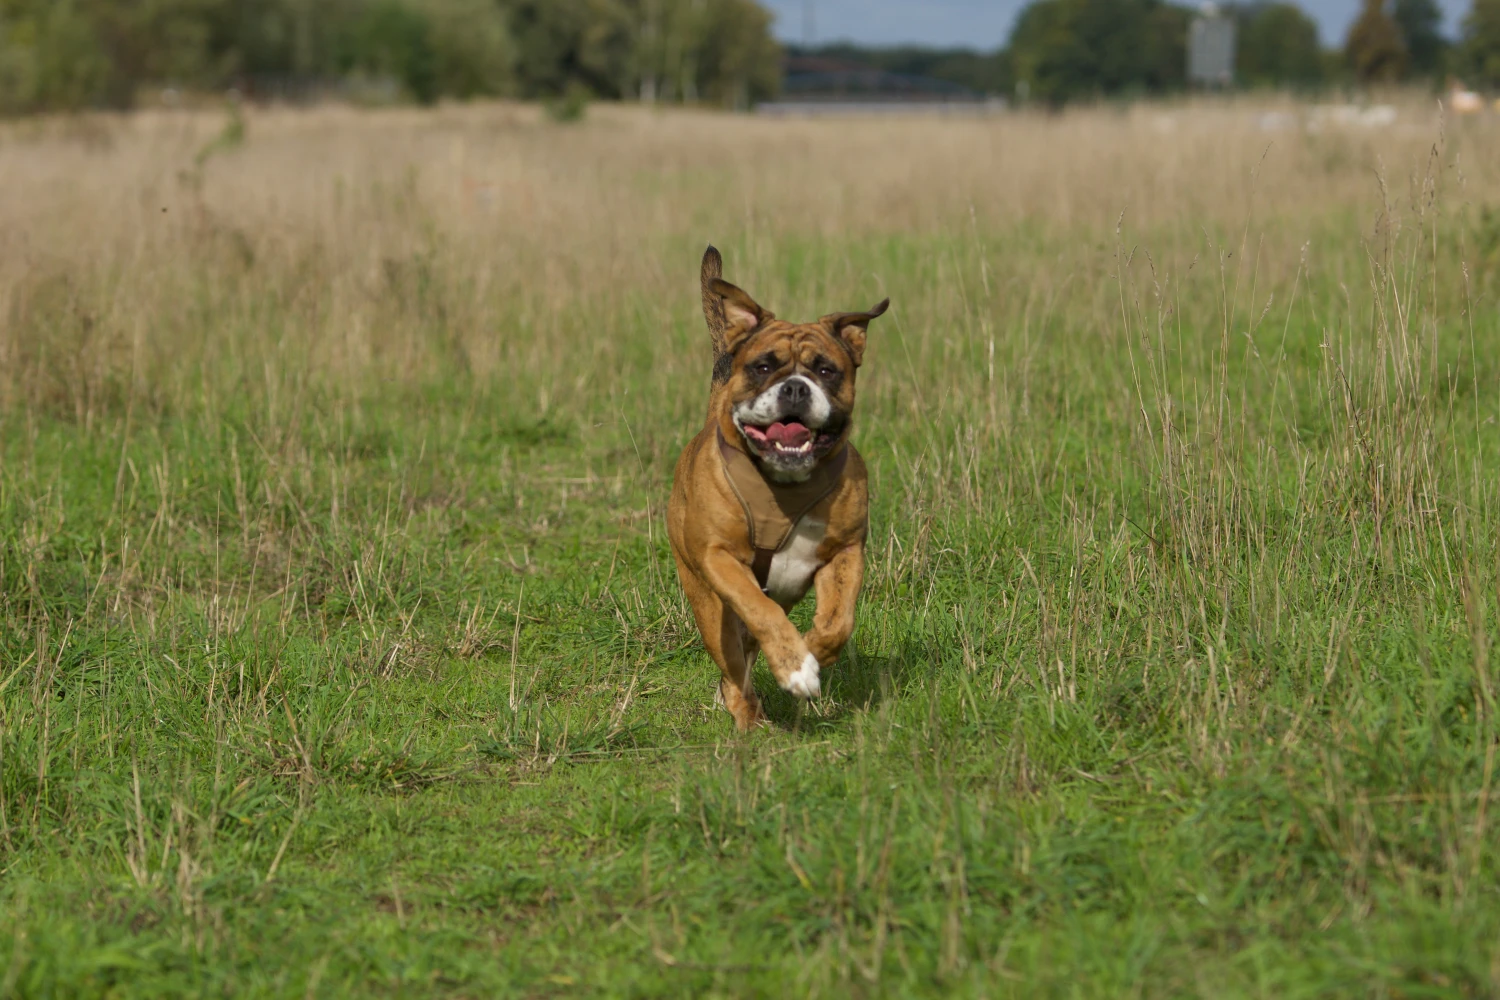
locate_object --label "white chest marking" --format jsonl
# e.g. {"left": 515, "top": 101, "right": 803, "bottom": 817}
{"left": 765, "top": 518, "right": 826, "bottom": 605}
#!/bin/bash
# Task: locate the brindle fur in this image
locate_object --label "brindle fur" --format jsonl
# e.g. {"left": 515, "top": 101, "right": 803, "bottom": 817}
{"left": 668, "top": 245, "right": 888, "bottom": 730}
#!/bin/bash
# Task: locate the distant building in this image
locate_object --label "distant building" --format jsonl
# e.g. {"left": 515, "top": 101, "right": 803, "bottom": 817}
{"left": 1188, "top": 4, "right": 1236, "bottom": 87}
{"left": 779, "top": 55, "right": 983, "bottom": 103}
{"left": 759, "top": 54, "right": 997, "bottom": 116}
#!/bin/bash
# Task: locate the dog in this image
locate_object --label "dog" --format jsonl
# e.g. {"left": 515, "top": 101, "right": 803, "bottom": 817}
{"left": 667, "top": 246, "right": 888, "bottom": 731}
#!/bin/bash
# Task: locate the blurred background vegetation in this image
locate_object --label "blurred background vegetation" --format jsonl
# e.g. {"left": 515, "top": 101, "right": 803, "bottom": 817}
{"left": 0, "top": 0, "right": 780, "bottom": 112}
{"left": 0, "top": 0, "right": 1499, "bottom": 113}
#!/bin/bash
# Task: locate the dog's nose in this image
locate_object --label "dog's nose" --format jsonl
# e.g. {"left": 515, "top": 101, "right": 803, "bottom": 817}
{"left": 780, "top": 379, "right": 810, "bottom": 406}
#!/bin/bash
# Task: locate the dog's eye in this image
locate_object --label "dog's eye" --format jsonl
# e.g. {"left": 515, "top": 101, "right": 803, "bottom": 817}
{"left": 817, "top": 365, "right": 838, "bottom": 378}
{"left": 754, "top": 361, "right": 774, "bottom": 374}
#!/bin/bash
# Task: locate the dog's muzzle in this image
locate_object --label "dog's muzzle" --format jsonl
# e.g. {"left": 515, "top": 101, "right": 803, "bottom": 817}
{"left": 733, "top": 375, "right": 842, "bottom": 474}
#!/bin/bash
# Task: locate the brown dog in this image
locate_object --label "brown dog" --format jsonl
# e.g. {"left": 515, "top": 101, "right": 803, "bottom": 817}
{"left": 667, "top": 246, "right": 888, "bottom": 730}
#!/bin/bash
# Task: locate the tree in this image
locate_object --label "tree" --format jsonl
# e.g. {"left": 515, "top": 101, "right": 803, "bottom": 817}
{"left": 421, "top": 0, "right": 516, "bottom": 99}
{"left": 1345, "top": 0, "right": 1408, "bottom": 83}
{"left": 341, "top": 1, "right": 436, "bottom": 102}
{"left": 1392, "top": 0, "right": 1446, "bottom": 77}
{"left": 0, "top": 0, "right": 115, "bottom": 111}
{"left": 505, "top": 0, "right": 634, "bottom": 99}
{"left": 630, "top": 0, "right": 780, "bottom": 105}
{"left": 0, "top": 0, "right": 780, "bottom": 113}
{"left": 1010, "top": 0, "right": 1188, "bottom": 104}
{"left": 1459, "top": 0, "right": 1500, "bottom": 87}
{"left": 695, "top": 0, "right": 779, "bottom": 107}
{"left": 1235, "top": 2, "right": 1323, "bottom": 87}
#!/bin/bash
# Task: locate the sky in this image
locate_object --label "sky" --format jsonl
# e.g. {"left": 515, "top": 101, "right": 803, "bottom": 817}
{"left": 762, "top": 0, "right": 1471, "bottom": 49}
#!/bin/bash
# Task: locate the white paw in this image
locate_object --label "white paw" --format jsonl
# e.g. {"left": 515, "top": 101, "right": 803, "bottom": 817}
{"left": 782, "top": 653, "right": 821, "bottom": 699}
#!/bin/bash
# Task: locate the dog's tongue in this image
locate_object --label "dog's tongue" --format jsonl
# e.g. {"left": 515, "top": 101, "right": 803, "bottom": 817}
{"left": 766, "top": 421, "right": 812, "bottom": 447}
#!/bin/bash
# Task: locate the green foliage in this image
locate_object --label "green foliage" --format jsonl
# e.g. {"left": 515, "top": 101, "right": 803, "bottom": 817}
{"left": 1393, "top": 0, "right": 1448, "bottom": 76}
{"left": 0, "top": 1, "right": 113, "bottom": 113}
{"left": 544, "top": 79, "right": 590, "bottom": 121}
{"left": 1345, "top": 0, "right": 1409, "bottom": 83}
{"left": 424, "top": 0, "right": 517, "bottom": 99}
{"left": 0, "top": 0, "right": 780, "bottom": 113}
{"left": 1234, "top": 2, "right": 1325, "bottom": 87}
{"left": 1010, "top": 0, "right": 1188, "bottom": 104}
{"left": 692, "top": 0, "right": 780, "bottom": 107}
{"left": 504, "top": 0, "right": 779, "bottom": 106}
{"left": 193, "top": 99, "right": 244, "bottom": 166}
{"left": 342, "top": 1, "right": 437, "bottom": 103}
{"left": 507, "top": 0, "right": 634, "bottom": 100}
{"left": 1460, "top": 0, "right": 1500, "bottom": 88}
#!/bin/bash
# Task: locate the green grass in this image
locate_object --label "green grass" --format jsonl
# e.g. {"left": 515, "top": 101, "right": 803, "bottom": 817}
{"left": 3, "top": 119, "right": 1500, "bottom": 998}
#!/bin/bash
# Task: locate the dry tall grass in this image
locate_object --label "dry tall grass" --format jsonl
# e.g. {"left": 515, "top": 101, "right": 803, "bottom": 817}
{"left": 3, "top": 97, "right": 1492, "bottom": 414}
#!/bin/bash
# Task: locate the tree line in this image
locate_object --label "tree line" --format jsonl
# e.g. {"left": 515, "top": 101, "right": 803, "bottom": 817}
{"left": 0, "top": 0, "right": 780, "bottom": 114}
{"left": 3, "top": 0, "right": 1500, "bottom": 114}
{"left": 800, "top": 0, "right": 1500, "bottom": 106}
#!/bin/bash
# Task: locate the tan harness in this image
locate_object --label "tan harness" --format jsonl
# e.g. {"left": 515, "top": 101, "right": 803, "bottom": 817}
{"left": 717, "top": 430, "right": 847, "bottom": 589}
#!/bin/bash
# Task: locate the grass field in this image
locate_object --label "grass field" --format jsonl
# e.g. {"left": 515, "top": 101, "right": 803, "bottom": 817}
{"left": 3, "top": 97, "right": 1500, "bottom": 997}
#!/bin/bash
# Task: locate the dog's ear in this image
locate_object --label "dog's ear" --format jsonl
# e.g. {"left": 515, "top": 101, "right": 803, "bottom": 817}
{"left": 707, "top": 277, "right": 771, "bottom": 351}
{"left": 700, "top": 245, "right": 728, "bottom": 356}
{"left": 822, "top": 298, "right": 889, "bottom": 367}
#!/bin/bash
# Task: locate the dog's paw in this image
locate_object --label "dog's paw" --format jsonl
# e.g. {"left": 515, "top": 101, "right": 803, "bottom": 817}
{"left": 782, "top": 652, "right": 821, "bottom": 699}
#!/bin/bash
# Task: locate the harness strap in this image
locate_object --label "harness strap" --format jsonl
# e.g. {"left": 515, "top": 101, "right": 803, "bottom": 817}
{"left": 716, "top": 429, "right": 846, "bottom": 592}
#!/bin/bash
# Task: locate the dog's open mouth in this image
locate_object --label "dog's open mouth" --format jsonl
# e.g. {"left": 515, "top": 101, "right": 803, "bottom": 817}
{"left": 740, "top": 421, "right": 838, "bottom": 458}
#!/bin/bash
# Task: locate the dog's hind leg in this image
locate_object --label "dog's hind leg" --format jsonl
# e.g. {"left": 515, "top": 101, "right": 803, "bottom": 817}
{"left": 676, "top": 557, "right": 765, "bottom": 731}
{"left": 739, "top": 623, "right": 761, "bottom": 675}
{"left": 714, "top": 612, "right": 766, "bottom": 731}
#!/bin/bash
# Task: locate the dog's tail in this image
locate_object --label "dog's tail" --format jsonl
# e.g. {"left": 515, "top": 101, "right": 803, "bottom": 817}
{"left": 700, "top": 245, "right": 728, "bottom": 359}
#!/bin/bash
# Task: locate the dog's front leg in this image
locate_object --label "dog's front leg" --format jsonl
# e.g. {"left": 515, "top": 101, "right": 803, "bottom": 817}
{"left": 700, "top": 547, "right": 822, "bottom": 698}
{"left": 805, "top": 543, "right": 864, "bottom": 667}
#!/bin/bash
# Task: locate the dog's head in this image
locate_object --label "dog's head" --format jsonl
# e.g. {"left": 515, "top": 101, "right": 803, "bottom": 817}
{"left": 700, "top": 248, "right": 888, "bottom": 482}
